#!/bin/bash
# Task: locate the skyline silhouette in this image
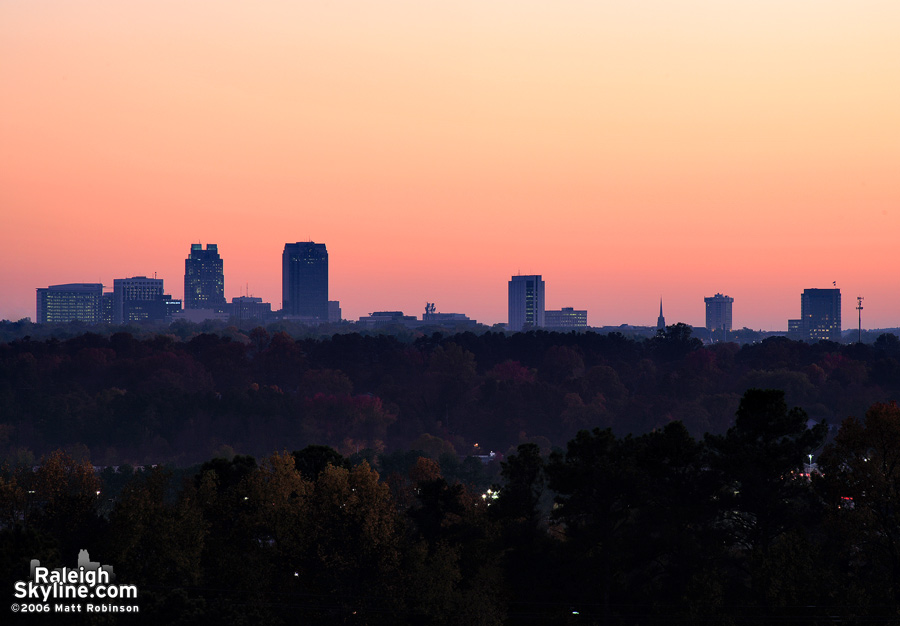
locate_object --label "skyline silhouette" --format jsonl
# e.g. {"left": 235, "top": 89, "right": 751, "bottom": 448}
{"left": 24, "top": 240, "right": 884, "bottom": 335}
{"left": 2, "top": 2, "right": 898, "bottom": 329}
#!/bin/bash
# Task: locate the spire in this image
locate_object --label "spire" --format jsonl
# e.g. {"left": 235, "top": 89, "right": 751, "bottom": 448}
{"left": 657, "top": 298, "right": 666, "bottom": 331}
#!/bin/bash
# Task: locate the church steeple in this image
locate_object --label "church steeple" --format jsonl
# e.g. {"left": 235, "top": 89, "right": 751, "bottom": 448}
{"left": 657, "top": 298, "right": 666, "bottom": 331}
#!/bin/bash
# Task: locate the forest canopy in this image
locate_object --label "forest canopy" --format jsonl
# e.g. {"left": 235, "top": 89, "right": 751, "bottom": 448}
{"left": 1, "top": 327, "right": 897, "bottom": 465}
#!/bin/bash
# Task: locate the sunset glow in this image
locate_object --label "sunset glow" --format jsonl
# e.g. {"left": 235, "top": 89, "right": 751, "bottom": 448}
{"left": 3, "top": 1, "right": 899, "bottom": 329}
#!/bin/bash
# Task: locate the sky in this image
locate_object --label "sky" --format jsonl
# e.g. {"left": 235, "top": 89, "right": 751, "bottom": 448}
{"left": 2, "top": 1, "right": 899, "bottom": 330}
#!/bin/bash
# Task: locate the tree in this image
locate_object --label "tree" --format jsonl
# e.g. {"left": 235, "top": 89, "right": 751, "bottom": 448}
{"left": 546, "top": 428, "right": 643, "bottom": 624}
{"left": 26, "top": 450, "right": 104, "bottom": 558}
{"left": 629, "top": 422, "right": 726, "bottom": 621}
{"left": 705, "top": 389, "right": 825, "bottom": 553}
{"left": 301, "top": 462, "right": 403, "bottom": 624}
{"left": 704, "top": 389, "right": 826, "bottom": 616}
{"left": 817, "top": 402, "right": 900, "bottom": 609}
{"left": 651, "top": 323, "right": 702, "bottom": 360}
{"left": 493, "top": 443, "right": 546, "bottom": 532}
{"left": 291, "top": 445, "right": 347, "bottom": 481}
{"left": 107, "top": 467, "right": 206, "bottom": 589}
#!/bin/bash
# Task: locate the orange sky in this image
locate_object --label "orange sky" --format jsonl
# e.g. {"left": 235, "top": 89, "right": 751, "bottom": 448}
{"left": 2, "top": 1, "right": 899, "bottom": 330}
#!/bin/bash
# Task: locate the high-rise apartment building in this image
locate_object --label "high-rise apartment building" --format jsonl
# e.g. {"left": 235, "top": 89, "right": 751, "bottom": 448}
{"left": 800, "top": 288, "right": 841, "bottom": 342}
{"left": 184, "top": 243, "right": 225, "bottom": 310}
{"left": 704, "top": 293, "right": 734, "bottom": 333}
{"left": 508, "top": 275, "right": 545, "bottom": 331}
{"left": 36, "top": 283, "right": 104, "bottom": 324}
{"left": 282, "top": 242, "right": 328, "bottom": 320}
{"left": 113, "top": 276, "right": 180, "bottom": 323}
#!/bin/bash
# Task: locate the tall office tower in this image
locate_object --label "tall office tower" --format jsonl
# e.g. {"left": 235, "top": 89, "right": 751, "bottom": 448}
{"left": 704, "top": 293, "right": 734, "bottom": 333}
{"left": 184, "top": 243, "right": 225, "bottom": 310}
{"left": 36, "top": 283, "right": 104, "bottom": 323}
{"left": 508, "top": 275, "right": 545, "bottom": 331}
{"left": 801, "top": 288, "right": 841, "bottom": 342}
{"left": 657, "top": 299, "right": 666, "bottom": 331}
{"left": 113, "top": 276, "right": 180, "bottom": 323}
{"left": 282, "top": 242, "right": 328, "bottom": 319}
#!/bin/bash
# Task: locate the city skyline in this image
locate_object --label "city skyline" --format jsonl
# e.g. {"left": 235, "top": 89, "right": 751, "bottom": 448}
{"left": 2, "top": 2, "right": 899, "bottom": 329}
{"left": 27, "top": 247, "right": 884, "bottom": 333}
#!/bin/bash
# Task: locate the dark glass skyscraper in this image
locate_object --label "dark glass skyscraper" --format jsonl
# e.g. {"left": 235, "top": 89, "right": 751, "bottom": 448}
{"left": 282, "top": 242, "right": 328, "bottom": 320}
{"left": 508, "top": 274, "right": 544, "bottom": 331}
{"left": 184, "top": 243, "right": 225, "bottom": 310}
{"left": 801, "top": 288, "right": 841, "bottom": 342}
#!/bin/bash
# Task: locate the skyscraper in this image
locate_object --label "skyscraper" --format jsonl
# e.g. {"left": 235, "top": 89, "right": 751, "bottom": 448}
{"left": 184, "top": 243, "right": 225, "bottom": 310}
{"left": 36, "top": 283, "right": 104, "bottom": 324}
{"left": 800, "top": 288, "right": 841, "bottom": 342}
{"left": 508, "top": 275, "right": 545, "bottom": 331}
{"left": 704, "top": 293, "right": 734, "bottom": 334}
{"left": 282, "top": 242, "right": 328, "bottom": 320}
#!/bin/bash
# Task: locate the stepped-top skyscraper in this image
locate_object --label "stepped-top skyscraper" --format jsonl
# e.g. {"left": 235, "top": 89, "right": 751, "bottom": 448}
{"left": 283, "top": 242, "right": 328, "bottom": 320}
{"left": 508, "top": 274, "right": 544, "bottom": 331}
{"left": 184, "top": 243, "right": 225, "bottom": 310}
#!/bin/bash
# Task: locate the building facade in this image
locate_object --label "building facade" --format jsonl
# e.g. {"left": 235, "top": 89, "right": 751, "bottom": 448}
{"left": 230, "top": 296, "right": 273, "bottom": 323}
{"left": 357, "top": 311, "right": 417, "bottom": 328}
{"left": 282, "top": 242, "right": 328, "bottom": 320}
{"left": 184, "top": 243, "right": 225, "bottom": 310}
{"left": 801, "top": 288, "right": 841, "bottom": 342}
{"left": 704, "top": 293, "right": 734, "bottom": 333}
{"left": 508, "top": 275, "right": 545, "bottom": 331}
{"left": 36, "top": 283, "right": 104, "bottom": 324}
{"left": 328, "top": 300, "right": 342, "bottom": 323}
{"left": 544, "top": 307, "right": 588, "bottom": 329}
{"left": 113, "top": 276, "right": 180, "bottom": 323}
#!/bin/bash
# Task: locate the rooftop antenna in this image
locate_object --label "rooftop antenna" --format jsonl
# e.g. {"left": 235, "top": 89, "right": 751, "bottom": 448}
{"left": 857, "top": 296, "right": 864, "bottom": 344}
